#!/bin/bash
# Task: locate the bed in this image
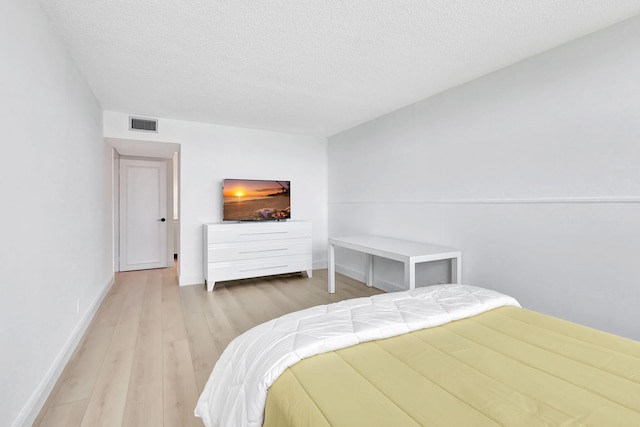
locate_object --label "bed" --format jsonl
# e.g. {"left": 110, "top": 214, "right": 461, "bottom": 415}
{"left": 194, "top": 285, "right": 640, "bottom": 427}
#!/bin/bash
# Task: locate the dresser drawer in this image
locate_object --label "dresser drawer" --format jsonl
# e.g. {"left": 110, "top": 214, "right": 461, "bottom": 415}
{"left": 207, "top": 222, "right": 311, "bottom": 243}
{"left": 207, "top": 255, "right": 312, "bottom": 282}
{"left": 208, "top": 239, "right": 311, "bottom": 262}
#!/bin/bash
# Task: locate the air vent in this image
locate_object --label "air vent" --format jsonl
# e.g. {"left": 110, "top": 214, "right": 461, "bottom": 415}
{"left": 129, "top": 116, "right": 158, "bottom": 132}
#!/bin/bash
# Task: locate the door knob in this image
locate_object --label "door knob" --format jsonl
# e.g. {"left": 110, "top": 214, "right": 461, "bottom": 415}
{"left": 158, "top": 218, "right": 166, "bottom": 222}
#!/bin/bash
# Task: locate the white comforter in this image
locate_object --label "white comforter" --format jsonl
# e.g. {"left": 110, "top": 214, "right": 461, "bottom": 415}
{"left": 194, "top": 284, "right": 520, "bottom": 427}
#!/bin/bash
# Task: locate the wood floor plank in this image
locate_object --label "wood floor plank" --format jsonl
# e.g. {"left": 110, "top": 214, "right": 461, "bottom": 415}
{"left": 198, "top": 291, "right": 240, "bottom": 357}
{"left": 270, "top": 274, "right": 335, "bottom": 309}
{"left": 226, "top": 284, "right": 269, "bottom": 329}
{"left": 162, "top": 276, "right": 188, "bottom": 343}
{"left": 128, "top": 278, "right": 163, "bottom": 388}
{"left": 180, "top": 283, "right": 203, "bottom": 315}
{"left": 128, "top": 320, "right": 162, "bottom": 387}
{"left": 121, "top": 381, "right": 163, "bottom": 427}
{"left": 107, "top": 314, "right": 141, "bottom": 355}
{"left": 194, "top": 368, "right": 212, "bottom": 396}
{"left": 79, "top": 348, "right": 135, "bottom": 427}
{"left": 253, "top": 279, "right": 301, "bottom": 314}
{"left": 35, "top": 266, "right": 384, "bottom": 427}
{"left": 163, "top": 338, "right": 203, "bottom": 427}
{"left": 118, "top": 278, "right": 146, "bottom": 322}
{"left": 90, "top": 288, "right": 128, "bottom": 332}
{"left": 228, "top": 281, "right": 278, "bottom": 326}
{"left": 199, "top": 287, "right": 244, "bottom": 336}
{"left": 52, "top": 326, "right": 115, "bottom": 405}
{"left": 211, "top": 285, "right": 256, "bottom": 334}
{"left": 185, "top": 311, "right": 219, "bottom": 372}
{"left": 37, "top": 399, "right": 88, "bottom": 427}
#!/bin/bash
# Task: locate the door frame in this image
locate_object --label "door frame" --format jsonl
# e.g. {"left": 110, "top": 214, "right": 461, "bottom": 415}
{"left": 116, "top": 155, "right": 174, "bottom": 271}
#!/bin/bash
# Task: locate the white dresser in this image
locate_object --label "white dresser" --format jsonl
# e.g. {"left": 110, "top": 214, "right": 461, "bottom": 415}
{"left": 203, "top": 221, "right": 312, "bottom": 291}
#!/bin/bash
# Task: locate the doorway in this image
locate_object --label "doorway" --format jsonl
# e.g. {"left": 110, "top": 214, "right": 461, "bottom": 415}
{"left": 119, "top": 157, "right": 173, "bottom": 271}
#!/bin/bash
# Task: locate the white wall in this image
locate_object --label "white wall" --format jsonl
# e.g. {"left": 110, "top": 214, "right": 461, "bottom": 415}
{"left": 104, "top": 112, "right": 328, "bottom": 285}
{"left": 0, "top": 1, "right": 113, "bottom": 426}
{"left": 328, "top": 16, "right": 640, "bottom": 340}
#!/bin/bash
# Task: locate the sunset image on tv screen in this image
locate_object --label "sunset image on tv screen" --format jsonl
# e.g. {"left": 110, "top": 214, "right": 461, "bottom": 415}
{"left": 223, "top": 179, "right": 290, "bottom": 221}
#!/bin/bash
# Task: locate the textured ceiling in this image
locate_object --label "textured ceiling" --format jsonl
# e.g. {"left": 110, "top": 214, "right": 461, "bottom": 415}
{"left": 38, "top": 1, "right": 640, "bottom": 136}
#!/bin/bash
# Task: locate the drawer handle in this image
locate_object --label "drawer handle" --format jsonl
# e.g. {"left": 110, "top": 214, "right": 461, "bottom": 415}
{"left": 239, "top": 248, "right": 288, "bottom": 254}
{"left": 240, "top": 265, "right": 288, "bottom": 272}
{"left": 239, "top": 231, "right": 288, "bottom": 236}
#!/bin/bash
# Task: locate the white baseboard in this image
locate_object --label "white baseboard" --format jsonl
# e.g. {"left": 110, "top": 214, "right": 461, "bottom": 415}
{"left": 12, "top": 274, "right": 115, "bottom": 427}
{"left": 179, "top": 275, "right": 204, "bottom": 286}
{"left": 312, "top": 260, "right": 326, "bottom": 270}
{"left": 335, "top": 264, "right": 366, "bottom": 283}
{"left": 334, "top": 264, "right": 405, "bottom": 293}
{"left": 370, "top": 279, "right": 405, "bottom": 293}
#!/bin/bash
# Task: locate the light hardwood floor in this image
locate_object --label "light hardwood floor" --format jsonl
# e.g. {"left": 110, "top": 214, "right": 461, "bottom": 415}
{"left": 33, "top": 266, "right": 383, "bottom": 427}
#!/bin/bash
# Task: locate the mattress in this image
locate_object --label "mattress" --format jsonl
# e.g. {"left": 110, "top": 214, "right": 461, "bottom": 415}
{"left": 264, "top": 306, "right": 640, "bottom": 427}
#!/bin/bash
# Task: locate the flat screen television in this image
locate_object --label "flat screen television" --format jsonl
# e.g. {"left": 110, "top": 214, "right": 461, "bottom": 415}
{"left": 222, "top": 179, "right": 291, "bottom": 221}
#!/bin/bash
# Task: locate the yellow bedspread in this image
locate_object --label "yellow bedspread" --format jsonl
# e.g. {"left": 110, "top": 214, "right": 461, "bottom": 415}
{"left": 264, "top": 306, "right": 640, "bottom": 426}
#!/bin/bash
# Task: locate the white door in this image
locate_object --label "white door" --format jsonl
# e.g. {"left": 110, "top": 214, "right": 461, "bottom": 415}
{"left": 119, "top": 158, "right": 168, "bottom": 271}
